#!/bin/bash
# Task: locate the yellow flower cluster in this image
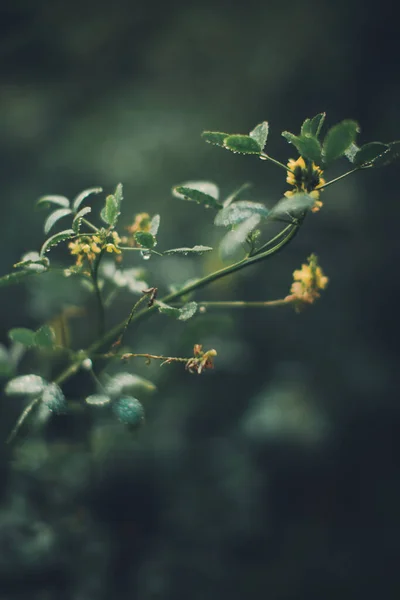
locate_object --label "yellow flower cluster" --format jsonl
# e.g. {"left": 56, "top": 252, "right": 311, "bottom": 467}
{"left": 285, "top": 254, "right": 328, "bottom": 310}
{"left": 285, "top": 157, "right": 325, "bottom": 212}
{"left": 68, "top": 231, "right": 121, "bottom": 268}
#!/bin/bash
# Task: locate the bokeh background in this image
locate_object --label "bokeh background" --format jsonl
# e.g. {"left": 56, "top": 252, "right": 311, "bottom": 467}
{"left": 1, "top": 1, "right": 399, "bottom": 598}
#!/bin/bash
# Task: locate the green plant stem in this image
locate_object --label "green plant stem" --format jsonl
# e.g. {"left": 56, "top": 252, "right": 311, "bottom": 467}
{"left": 316, "top": 166, "right": 365, "bottom": 190}
{"left": 250, "top": 223, "right": 294, "bottom": 257}
{"left": 260, "top": 153, "right": 291, "bottom": 172}
{"left": 6, "top": 222, "right": 300, "bottom": 444}
{"left": 89, "top": 221, "right": 300, "bottom": 350}
{"left": 178, "top": 299, "right": 289, "bottom": 308}
{"left": 5, "top": 397, "right": 42, "bottom": 444}
{"left": 81, "top": 218, "right": 99, "bottom": 232}
{"left": 90, "top": 257, "right": 105, "bottom": 337}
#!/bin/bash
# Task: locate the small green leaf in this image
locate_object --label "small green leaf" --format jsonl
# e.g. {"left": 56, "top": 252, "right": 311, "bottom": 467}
{"left": 41, "top": 382, "right": 67, "bottom": 413}
{"left": 174, "top": 181, "right": 219, "bottom": 200}
{"left": 34, "top": 325, "right": 56, "bottom": 349}
{"left": 5, "top": 374, "right": 46, "bottom": 396}
{"left": 282, "top": 132, "right": 322, "bottom": 163}
{"left": 0, "top": 270, "right": 37, "bottom": 288}
{"left": 223, "top": 182, "right": 252, "bottom": 207}
{"left": 300, "top": 113, "right": 326, "bottom": 137}
{"left": 150, "top": 214, "right": 160, "bottom": 236}
{"left": 353, "top": 142, "right": 389, "bottom": 167}
{"left": 173, "top": 186, "right": 222, "bottom": 210}
{"left": 135, "top": 231, "right": 156, "bottom": 249}
{"left": 322, "top": 120, "right": 359, "bottom": 164}
{"left": 85, "top": 394, "right": 111, "bottom": 406}
{"left": 113, "top": 183, "right": 123, "bottom": 207}
{"left": 37, "top": 195, "right": 70, "bottom": 209}
{"left": 158, "top": 301, "right": 198, "bottom": 321}
{"left": 14, "top": 252, "right": 49, "bottom": 273}
{"left": 105, "top": 372, "right": 157, "bottom": 396}
{"left": 215, "top": 201, "right": 269, "bottom": 227}
{"left": 72, "top": 187, "right": 103, "bottom": 212}
{"left": 164, "top": 245, "right": 213, "bottom": 255}
{"left": 178, "top": 301, "right": 198, "bottom": 321}
{"left": 267, "top": 193, "right": 315, "bottom": 222}
{"left": 219, "top": 214, "right": 261, "bottom": 261}
{"left": 100, "top": 194, "right": 120, "bottom": 226}
{"left": 201, "top": 131, "right": 230, "bottom": 147}
{"left": 249, "top": 122, "right": 269, "bottom": 151}
{"left": 344, "top": 142, "right": 360, "bottom": 163}
{"left": 44, "top": 208, "right": 72, "bottom": 235}
{"left": 40, "top": 229, "right": 75, "bottom": 257}
{"left": 100, "top": 263, "right": 148, "bottom": 294}
{"left": 113, "top": 396, "right": 145, "bottom": 428}
{"left": 72, "top": 206, "right": 92, "bottom": 233}
{"left": 362, "top": 141, "right": 400, "bottom": 167}
{"left": 8, "top": 328, "right": 36, "bottom": 347}
{"left": 224, "top": 134, "right": 262, "bottom": 155}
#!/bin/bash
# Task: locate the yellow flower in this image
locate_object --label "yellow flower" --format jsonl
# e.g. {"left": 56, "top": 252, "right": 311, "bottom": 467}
{"left": 285, "top": 157, "right": 325, "bottom": 212}
{"left": 105, "top": 243, "right": 121, "bottom": 254}
{"left": 285, "top": 254, "right": 328, "bottom": 310}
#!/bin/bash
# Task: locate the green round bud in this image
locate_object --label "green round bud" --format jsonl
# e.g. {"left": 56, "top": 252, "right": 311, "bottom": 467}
{"left": 112, "top": 396, "right": 145, "bottom": 428}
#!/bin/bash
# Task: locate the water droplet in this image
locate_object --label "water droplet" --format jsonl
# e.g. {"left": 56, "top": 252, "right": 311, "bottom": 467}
{"left": 140, "top": 250, "right": 151, "bottom": 261}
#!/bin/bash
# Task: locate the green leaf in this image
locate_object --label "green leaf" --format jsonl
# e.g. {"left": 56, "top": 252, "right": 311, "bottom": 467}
{"left": 72, "top": 187, "right": 103, "bottom": 212}
{"left": 40, "top": 229, "right": 75, "bottom": 257}
{"left": 267, "top": 193, "right": 315, "bottom": 222}
{"left": 215, "top": 201, "right": 269, "bottom": 227}
{"left": 8, "top": 328, "right": 36, "bottom": 347}
{"left": 0, "top": 270, "right": 37, "bottom": 288}
{"left": 135, "top": 231, "right": 156, "bottom": 249}
{"left": 173, "top": 185, "right": 222, "bottom": 210}
{"left": 34, "top": 325, "right": 56, "bottom": 349}
{"left": 219, "top": 214, "right": 261, "bottom": 261}
{"left": 41, "top": 382, "right": 67, "bottom": 413}
{"left": 353, "top": 142, "right": 389, "bottom": 167}
{"left": 249, "top": 122, "right": 269, "bottom": 151}
{"left": 150, "top": 214, "right": 160, "bottom": 235}
{"left": 113, "top": 396, "right": 145, "bottom": 428}
{"left": 113, "top": 183, "right": 123, "bottom": 207}
{"left": 72, "top": 206, "right": 92, "bottom": 233}
{"left": 344, "top": 142, "right": 360, "bottom": 163}
{"left": 282, "top": 132, "right": 322, "bottom": 163}
{"left": 201, "top": 131, "right": 230, "bottom": 147}
{"left": 100, "top": 194, "right": 120, "bottom": 226}
{"left": 178, "top": 301, "right": 198, "bottom": 321}
{"left": 174, "top": 181, "right": 219, "bottom": 199}
{"left": 164, "top": 245, "right": 213, "bottom": 255}
{"left": 158, "top": 301, "right": 198, "bottom": 321}
{"left": 224, "top": 134, "right": 262, "bottom": 155}
{"left": 37, "top": 195, "right": 70, "bottom": 209}
{"left": 14, "top": 252, "right": 49, "bottom": 273}
{"left": 44, "top": 208, "right": 72, "bottom": 235}
{"left": 105, "top": 372, "right": 157, "bottom": 396}
{"left": 322, "top": 120, "right": 359, "bottom": 164}
{"left": 100, "top": 263, "right": 148, "bottom": 294}
{"left": 364, "top": 141, "right": 400, "bottom": 167}
{"left": 5, "top": 374, "right": 46, "bottom": 396}
{"left": 223, "top": 182, "right": 252, "bottom": 207}
{"left": 300, "top": 112, "right": 326, "bottom": 137}
{"left": 85, "top": 394, "right": 111, "bottom": 406}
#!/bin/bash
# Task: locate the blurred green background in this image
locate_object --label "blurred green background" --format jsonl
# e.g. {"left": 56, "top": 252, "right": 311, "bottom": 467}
{"left": 1, "top": 1, "right": 400, "bottom": 598}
